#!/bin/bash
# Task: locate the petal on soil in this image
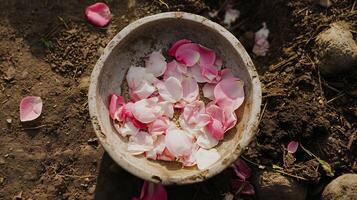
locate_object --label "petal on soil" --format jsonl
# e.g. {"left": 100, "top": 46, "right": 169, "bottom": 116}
{"left": 136, "top": 181, "right": 168, "bottom": 200}
{"left": 253, "top": 22, "right": 270, "bottom": 56}
{"left": 232, "top": 159, "right": 252, "bottom": 181}
{"left": 168, "top": 39, "right": 192, "bottom": 56}
{"left": 231, "top": 179, "right": 255, "bottom": 195}
{"left": 156, "top": 77, "right": 183, "bottom": 103}
{"left": 19, "top": 96, "right": 43, "bottom": 122}
{"left": 287, "top": 141, "right": 299, "bottom": 154}
{"left": 182, "top": 77, "right": 199, "bottom": 103}
{"left": 223, "top": 8, "right": 240, "bottom": 26}
{"left": 85, "top": 2, "right": 112, "bottom": 27}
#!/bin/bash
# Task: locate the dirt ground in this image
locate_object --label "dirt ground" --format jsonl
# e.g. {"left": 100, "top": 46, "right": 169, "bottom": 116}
{"left": 0, "top": 0, "right": 356, "bottom": 199}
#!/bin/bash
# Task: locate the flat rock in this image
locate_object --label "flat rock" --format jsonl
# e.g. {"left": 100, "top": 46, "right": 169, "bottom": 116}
{"left": 315, "top": 21, "right": 357, "bottom": 75}
{"left": 251, "top": 171, "right": 307, "bottom": 200}
{"left": 322, "top": 174, "right": 357, "bottom": 200}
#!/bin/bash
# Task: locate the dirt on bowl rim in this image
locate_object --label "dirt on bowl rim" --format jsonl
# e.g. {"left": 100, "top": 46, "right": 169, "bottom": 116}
{"left": 88, "top": 12, "right": 262, "bottom": 185}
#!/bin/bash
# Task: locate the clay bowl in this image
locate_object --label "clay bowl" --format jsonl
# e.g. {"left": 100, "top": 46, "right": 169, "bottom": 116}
{"left": 88, "top": 12, "right": 261, "bottom": 185}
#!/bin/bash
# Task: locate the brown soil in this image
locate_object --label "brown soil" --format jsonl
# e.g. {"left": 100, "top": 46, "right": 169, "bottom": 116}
{"left": 0, "top": 0, "right": 356, "bottom": 200}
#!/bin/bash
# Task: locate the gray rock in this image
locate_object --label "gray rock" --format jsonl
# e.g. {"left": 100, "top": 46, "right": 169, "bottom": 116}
{"left": 251, "top": 171, "right": 307, "bottom": 200}
{"left": 315, "top": 21, "right": 357, "bottom": 75}
{"left": 322, "top": 174, "right": 357, "bottom": 200}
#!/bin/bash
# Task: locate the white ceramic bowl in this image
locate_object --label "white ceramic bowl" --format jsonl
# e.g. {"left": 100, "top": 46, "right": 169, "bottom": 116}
{"left": 88, "top": 12, "right": 261, "bottom": 185}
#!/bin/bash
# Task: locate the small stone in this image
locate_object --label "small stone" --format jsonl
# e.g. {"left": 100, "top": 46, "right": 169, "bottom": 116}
{"left": 0, "top": 177, "right": 4, "bottom": 184}
{"left": 251, "top": 171, "right": 307, "bottom": 200}
{"left": 315, "top": 21, "right": 357, "bottom": 75}
{"left": 6, "top": 118, "right": 12, "bottom": 124}
{"left": 88, "top": 185, "right": 96, "bottom": 194}
{"left": 322, "top": 174, "right": 357, "bottom": 200}
{"left": 317, "top": 0, "right": 332, "bottom": 8}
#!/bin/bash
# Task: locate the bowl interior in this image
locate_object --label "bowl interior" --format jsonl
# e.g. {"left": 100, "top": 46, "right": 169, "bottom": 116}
{"left": 89, "top": 12, "right": 261, "bottom": 184}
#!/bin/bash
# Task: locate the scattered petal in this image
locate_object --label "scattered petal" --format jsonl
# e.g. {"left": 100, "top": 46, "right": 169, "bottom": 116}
{"left": 145, "top": 51, "right": 167, "bottom": 77}
{"left": 214, "top": 78, "right": 245, "bottom": 110}
{"left": 231, "top": 179, "right": 255, "bottom": 195}
{"left": 253, "top": 22, "right": 269, "bottom": 56}
{"left": 224, "top": 8, "right": 240, "bottom": 26}
{"left": 127, "top": 131, "right": 154, "bottom": 155}
{"left": 168, "top": 39, "right": 192, "bottom": 56}
{"left": 156, "top": 77, "right": 183, "bottom": 103}
{"left": 287, "top": 141, "right": 299, "bottom": 154}
{"left": 20, "top": 96, "right": 43, "bottom": 122}
{"left": 134, "top": 181, "right": 167, "bottom": 200}
{"left": 195, "top": 148, "right": 220, "bottom": 170}
{"left": 132, "top": 97, "right": 161, "bottom": 123}
{"left": 165, "top": 126, "right": 194, "bottom": 157}
{"left": 182, "top": 77, "right": 199, "bottom": 102}
{"left": 85, "top": 2, "right": 112, "bottom": 27}
{"left": 202, "top": 83, "right": 215, "bottom": 100}
{"left": 232, "top": 159, "right": 252, "bottom": 181}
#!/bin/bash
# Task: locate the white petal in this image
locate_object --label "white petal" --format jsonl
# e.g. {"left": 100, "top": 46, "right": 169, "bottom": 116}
{"left": 202, "top": 83, "right": 215, "bottom": 100}
{"left": 224, "top": 8, "right": 240, "bottom": 26}
{"left": 145, "top": 51, "right": 167, "bottom": 77}
{"left": 158, "top": 101, "right": 174, "bottom": 118}
{"left": 182, "top": 77, "right": 199, "bottom": 103}
{"left": 187, "top": 64, "right": 206, "bottom": 83}
{"left": 196, "top": 130, "right": 219, "bottom": 149}
{"left": 165, "top": 127, "right": 193, "bottom": 157}
{"left": 132, "top": 97, "right": 161, "bottom": 123}
{"left": 126, "top": 66, "right": 156, "bottom": 89}
{"left": 131, "top": 81, "right": 156, "bottom": 100}
{"left": 118, "top": 121, "right": 139, "bottom": 137}
{"left": 145, "top": 135, "right": 166, "bottom": 160}
{"left": 156, "top": 77, "right": 183, "bottom": 103}
{"left": 195, "top": 148, "right": 220, "bottom": 170}
{"left": 127, "top": 131, "right": 154, "bottom": 155}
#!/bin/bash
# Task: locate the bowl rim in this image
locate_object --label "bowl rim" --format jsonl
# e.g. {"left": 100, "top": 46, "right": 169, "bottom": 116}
{"left": 88, "top": 12, "right": 262, "bottom": 184}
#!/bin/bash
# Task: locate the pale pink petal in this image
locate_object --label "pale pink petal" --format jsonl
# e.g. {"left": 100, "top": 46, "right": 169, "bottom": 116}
{"left": 117, "top": 121, "right": 139, "bottom": 137}
{"left": 132, "top": 97, "right": 161, "bottom": 123}
{"left": 174, "top": 101, "right": 186, "bottom": 109}
{"left": 287, "top": 141, "right": 299, "bottom": 154}
{"left": 168, "top": 39, "right": 192, "bottom": 56}
{"left": 175, "top": 43, "right": 201, "bottom": 66}
{"left": 224, "top": 109, "right": 237, "bottom": 131}
{"left": 137, "top": 181, "right": 168, "bottom": 200}
{"left": 220, "top": 68, "right": 234, "bottom": 80}
{"left": 157, "top": 148, "right": 175, "bottom": 161}
{"left": 180, "top": 144, "right": 199, "bottom": 167}
{"left": 197, "top": 45, "right": 216, "bottom": 67}
{"left": 20, "top": 96, "right": 43, "bottom": 122}
{"left": 187, "top": 64, "right": 207, "bottom": 83}
{"left": 156, "top": 77, "right": 183, "bottom": 103}
{"left": 223, "top": 8, "right": 240, "bottom": 26}
{"left": 163, "top": 60, "right": 185, "bottom": 82}
{"left": 130, "top": 81, "right": 156, "bottom": 101}
{"left": 214, "top": 56, "right": 223, "bottom": 70}
{"left": 214, "top": 78, "right": 245, "bottom": 110}
{"left": 231, "top": 180, "right": 255, "bottom": 195}
{"left": 201, "top": 64, "right": 220, "bottom": 83}
{"left": 145, "top": 135, "right": 166, "bottom": 160}
{"left": 126, "top": 67, "right": 156, "bottom": 90}
{"left": 182, "top": 77, "right": 199, "bottom": 103}
{"left": 148, "top": 117, "right": 169, "bottom": 136}
{"left": 182, "top": 100, "right": 206, "bottom": 124}
{"left": 206, "top": 118, "right": 225, "bottom": 140}
{"left": 195, "top": 148, "right": 220, "bottom": 170}
{"left": 85, "top": 2, "right": 112, "bottom": 27}
{"left": 158, "top": 101, "right": 174, "bottom": 118}
{"left": 127, "top": 131, "right": 154, "bottom": 155}
{"left": 232, "top": 159, "right": 252, "bottom": 181}
{"left": 145, "top": 51, "right": 167, "bottom": 77}
{"left": 109, "top": 94, "right": 125, "bottom": 119}
{"left": 253, "top": 22, "right": 269, "bottom": 56}
{"left": 202, "top": 83, "right": 215, "bottom": 100}
{"left": 165, "top": 127, "right": 193, "bottom": 157}
{"left": 196, "top": 130, "right": 219, "bottom": 149}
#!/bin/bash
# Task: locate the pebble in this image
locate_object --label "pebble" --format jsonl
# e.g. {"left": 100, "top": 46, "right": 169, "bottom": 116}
{"left": 322, "top": 174, "right": 357, "bottom": 200}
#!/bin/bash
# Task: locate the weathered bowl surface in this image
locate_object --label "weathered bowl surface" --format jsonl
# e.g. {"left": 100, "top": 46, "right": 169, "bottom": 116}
{"left": 88, "top": 12, "right": 261, "bottom": 185}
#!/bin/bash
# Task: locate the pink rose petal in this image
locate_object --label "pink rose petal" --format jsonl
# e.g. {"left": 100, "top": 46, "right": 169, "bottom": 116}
{"left": 232, "top": 159, "right": 252, "bottom": 181}
{"left": 175, "top": 46, "right": 200, "bottom": 67}
{"left": 231, "top": 179, "right": 255, "bottom": 195}
{"left": 220, "top": 68, "right": 234, "bottom": 80}
{"left": 148, "top": 117, "right": 169, "bottom": 136}
{"left": 127, "top": 131, "right": 154, "bottom": 155}
{"left": 188, "top": 64, "right": 207, "bottom": 83}
{"left": 156, "top": 77, "right": 183, "bottom": 103}
{"left": 196, "top": 130, "right": 219, "bottom": 149}
{"left": 182, "top": 77, "right": 199, "bottom": 103}
{"left": 157, "top": 148, "right": 175, "bottom": 161}
{"left": 163, "top": 60, "right": 186, "bottom": 82}
{"left": 201, "top": 64, "right": 220, "bottom": 83}
{"left": 117, "top": 121, "right": 139, "bottom": 137}
{"left": 214, "top": 56, "right": 223, "bottom": 69}
{"left": 158, "top": 101, "right": 174, "bottom": 118}
{"left": 168, "top": 39, "right": 192, "bottom": 56}
{"left": 197, "top": 45, "right": 216, "bottom": 67}
{"left": 145, "top": 51, "right": 167, "bottom": 77}
{"left": 195, "top": 148, "right": 220, "bottom": 170}
{"left": 253, "top": 22, "right": 270, "bottom": 56}
{"left": 85, "top": 2, "right": 112, "bottom": 27}
{"left": 132, "top": 97, "right": 162, "bottom": 123}
{"left": 287, "top": 141, "right": 299, "bottom": 154}
{"left": 165, "top": 126, "right": 193, "bottom": 157}
{"left": 214, "top": 78, "right": 245, "bottom": 110}
{"left": 20, "top": 96, "right": 43, "bottom": 122}
{"left": 223, "top": 109, "right": 237, "bottom": 131}
{"left": 145, "top": 135, "right": 166, "bottom": 160}
{"left": 134, "top": 181, "right": 167, "bottom": 200}
{"left": 202, "top": 83, "right": 215, "bottom": 100}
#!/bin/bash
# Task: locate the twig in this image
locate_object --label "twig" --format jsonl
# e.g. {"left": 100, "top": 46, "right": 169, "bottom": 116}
{"left": 258, "top": 102, "right": 268, "bottom": 124}
{"left": 157, "top": 0, "right": 169, "bottom": 9}
{"left": 352, "top": 0, "right": 357, "bottom": 12}
{"left": 326, "top": 92, "right": 345, "bottom": 104}
{"left": 306, "top": 54, "right": 323, "bottom": 97}
{"left": 22, "top": 124, "right": 47, "bottom": 130}
{"left": 324, "top": 83, "right": 341, "bottom": 93}
{"left": 241, "top": 155, "right": 266, "bottom": 169}
{"left": 58, "top": 174, "right": 95, "bottom": 179}
{"left": 268, "top": 54, "right": 298, "bottom": 71}
{"left": 347, "top": 130, "right": 357, "bottom": 150}
{"left": 57, "top": 16, "right": 69, "bottom": 29}
{"left": 273, "top": 169, "right": 308, "bottom": 181}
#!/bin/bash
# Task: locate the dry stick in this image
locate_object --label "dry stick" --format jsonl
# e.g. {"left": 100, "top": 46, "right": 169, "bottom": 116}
{"left": 273, "top": 169, "right": 308, "bottom": 181}
{"left": 352, "top": 0, "right": 357, "bottom": 12}
{"left": 326, "top": 92, "right": 345, "bottom": 104}
{"left": 268, "top": 54, "right": 298, "bottom": 71}
{"left": 324, "top": 83, "right": 341, "bottom": 93}
{"left": 241, "top": 155, "right": 266, "bottom": 169}
{"left": 57, "top": 16, "right": 69, "bottom": 29}
{"left": 306, "top": 54, "right": 323, "bottom": 97}
{"left": 255, "top": 101, "right": 268, "bottom": 135}
{"left": 347, "top": 130, "right": 357, "bottom": 150}
{"left": 22, "top": 124, "right": 47, "bottom": 130}
{"left": 157, "top": 0, "right": 169, "bottom": 9}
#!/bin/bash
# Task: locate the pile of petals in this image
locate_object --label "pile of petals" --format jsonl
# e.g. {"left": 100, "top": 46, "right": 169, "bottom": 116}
{"left": 109, "top": 39, "right": 245, "bottom": 170}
